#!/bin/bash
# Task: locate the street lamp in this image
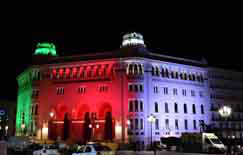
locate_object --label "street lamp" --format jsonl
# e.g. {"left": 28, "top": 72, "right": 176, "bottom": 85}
{"left": 148, "top": 114, "right": 156, "bottom": 149}
{"left": 21, "top": 124, "right": 25, "bottom": 136}
{"left": 218, "top": 105, "right": 232, "bottom": 142}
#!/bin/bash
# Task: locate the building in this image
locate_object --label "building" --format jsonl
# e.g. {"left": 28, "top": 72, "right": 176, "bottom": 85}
{"left": 208, "top": 68, "right": 243, "bottom": 141}
{"left": 0, "top": 99, "right": 16, "bottom": 138}
{"left": 16, "top": 33, "right": 243, "bottom": 146}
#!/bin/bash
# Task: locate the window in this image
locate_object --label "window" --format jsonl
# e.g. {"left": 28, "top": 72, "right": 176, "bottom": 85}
{"left": 134, "top": 85, "right": 139, "bottom": 92}
{"left": 173, "top": 88, "right": 177, "bottom": 95}
{"left": 165, "top": 119, "right": 169, "bottom": 130}
{"left": 201, "top": 105, "right": 204, "bottom": 114}
{"left": 78, "top": 87, "right": 86, "bottom": 94}
{"left": 129, "top": 101, "right": 133, "bottom": 112}
{"left": 174, "top": 103, "right": 178, "bottom": 113}
{"left": 140, "top": 119, "right": 143, "bottom": 129}
{"left": 154, "top": 86, "right": 159, "bottom": 93}
{"left": 135, "top": 119, "right": 139, "bottom": 129}
{"left": 199, "top": 91, "right": 204, "bottom": 97}
{"left": 175, "top": 119, "right": 179, "bottom": 130}
{"left": 128, "top": 85, "right": 133, "bottom": 92}
{"left": 184, "top": 104, "right": 187, "bottom": 114}
{"left": 56, "top": 87, "right": 64, "bottom": 95}
{"left": 140, "top": 101, "right": 143, "bottom": 112}
{"left": 182, "top": 89, "right": 186, "bottom": 96}
{"left": 184, "top": 119, "right": 188, "bottom": 130}
{"left": 164, "top": 87, "right": 168, "bottom": 95}
{"left": 192, "top": 104, "right": 196, "bottom": 114}
{"left": 130, "top": 119, "right": 134, "bottom": 130}
{"left": 139, "top": 84, "right": 144, "bottom": 92}
{"left": 165, "top": 103, "right": 169, "bottom": 113}
{"left": 193, "top": 120, "right": 197, "bottom": 130}
{"left": 155, "top": 119, "right": 159, "bottom": 130}
{"left": 155, "top": 102, "right": 159, "bottom": 113}
{"left": 191, "top": 90, "right": 195, "bottom": 97}
{"left": 135, "top": 100, "right": 139, "bottom": 112}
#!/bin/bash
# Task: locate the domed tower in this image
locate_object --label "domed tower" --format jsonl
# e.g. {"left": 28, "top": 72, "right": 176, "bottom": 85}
{"left": 121, "top": 32, "right": 146, "bottom": 48}
{"left": 34, "top": 42, "right": 57, "bottom": 56}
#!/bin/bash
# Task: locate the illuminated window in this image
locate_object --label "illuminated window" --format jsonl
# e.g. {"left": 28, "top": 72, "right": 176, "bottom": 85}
{"left": 192, "top": 104, "right": 196, "bottom": 114}
{"left": 155, "top": 102, "right": 159, "bottom": 113}
{"left": 56, "top": 87, "right": 64, "bottom": 95}
{"left": 155, "top": 119, "right": 159, "bottom": 130}
{"left": 184, "top": 119, "right": 188, "bottom": 130}
{"left": 175, "top": 119, "right": 179, "bottom": 130}
{"left": 174, "top": 103, "right": 178, "bottom": 113}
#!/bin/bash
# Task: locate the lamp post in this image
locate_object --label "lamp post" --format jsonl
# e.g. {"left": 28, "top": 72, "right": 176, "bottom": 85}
{"left": 218, "top": 105, "right": 232, "bottom": 143}
{"left": 148, "top": 114, "right": 156, "bottom": 149}
{"left": 21, "top": 124, "right": 25, "bottom": 136}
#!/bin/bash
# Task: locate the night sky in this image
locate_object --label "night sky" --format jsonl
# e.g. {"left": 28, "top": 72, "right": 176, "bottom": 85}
{"left": 1, "top": 5, "right": 242, "bottom": 101}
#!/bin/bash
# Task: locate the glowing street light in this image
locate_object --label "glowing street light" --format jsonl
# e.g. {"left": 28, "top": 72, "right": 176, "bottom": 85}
{"left": 148, "top": 114, "right": 156, "bottom": 149}
{"left": 49, "top": 112, "right": 54, "bottom": 118}
{"left": 218, "top": 105, "right": 232, "bottom": 141}
{"left": 218, "top": 106, "right": 231, "bottom": 118}
{"left": 21, "top": 124, "right": 25, "bottom": 136}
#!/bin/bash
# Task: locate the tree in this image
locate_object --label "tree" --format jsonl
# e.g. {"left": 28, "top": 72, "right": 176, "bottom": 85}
{"left": 63, "top": 113, "right": 69, "bottom": 140}
{"left": 104, "top": 112, "right": 113, "bottom": 141}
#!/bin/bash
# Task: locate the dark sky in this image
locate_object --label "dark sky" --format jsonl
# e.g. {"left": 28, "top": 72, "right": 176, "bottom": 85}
{"left": 1, "top": 4, "right": 242, "bottom": 101}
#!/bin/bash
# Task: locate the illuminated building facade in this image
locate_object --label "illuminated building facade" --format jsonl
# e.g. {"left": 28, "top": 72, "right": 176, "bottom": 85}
{"left": 16, "top": 32, "right": 242, "bottom": 146}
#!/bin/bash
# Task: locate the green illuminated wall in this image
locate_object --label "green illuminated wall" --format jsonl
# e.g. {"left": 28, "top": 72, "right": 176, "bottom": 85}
{"left": 16, "top": 69, "right": 33, "bottom": 136}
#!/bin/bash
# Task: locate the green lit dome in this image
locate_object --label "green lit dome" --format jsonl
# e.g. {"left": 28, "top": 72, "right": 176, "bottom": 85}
{"left": 34, "top": 42, "right": 57, "bottom": 56}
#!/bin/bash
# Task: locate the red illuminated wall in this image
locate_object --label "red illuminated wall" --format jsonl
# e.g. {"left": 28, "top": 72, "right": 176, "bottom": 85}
{"left": 37, "top": 59, "right": 128, "bottom": 142}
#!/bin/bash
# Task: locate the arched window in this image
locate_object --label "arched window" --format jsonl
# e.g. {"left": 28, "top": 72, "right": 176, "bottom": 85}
{"left": 175, "top": 72, "right": 179, "bottom": 79}
{"left": 171, "top": 71, "right": 174, "bottom": 78}
{"left": 192, "top": 74, "right": 196, "bottom": 81}
{"left": 184, "top": 73, "right": 187, "bottom": 80}
{"left": 129, "top": 64, "right": 133, "bottom": 75}
{"left": 161, "top": 68, "right": 165, "bottom": 77}
{"left": 134, "top": 64, "right": 138, "bottom": 75}
{"left": 201, "top": 105, "right": 204, "bottom": 114}
{"left": 151, "top": 66, "right": 155, "bottom": 76}
{"left": 138, "top": 64, "right": 143, "bottom": 75}
{"left": 165, "top": 69, "right": 169, "bottom": 78}
{"left": 192, "top": 104, "right": 196, "bottom": 114}
{"left": 155, "top": 67, "right": 160, "bottom": 76}
{"left": 155, "top": 102, "right": 159, "bottom": 113}
{"left": 140, "top": 101, "right": 143, "bottom": 112}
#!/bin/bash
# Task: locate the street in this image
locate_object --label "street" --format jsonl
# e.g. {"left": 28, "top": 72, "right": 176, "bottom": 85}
{"left": 116, "top": 150, "right": 224, "bottom": 155}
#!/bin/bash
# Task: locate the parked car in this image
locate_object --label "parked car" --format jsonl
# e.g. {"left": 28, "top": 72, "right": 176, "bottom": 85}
{"left": 33, "top": 144, "right": 60, "bottom": 155}
{"left": 72, "top": 143, "right": 114, "bottom": 155}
